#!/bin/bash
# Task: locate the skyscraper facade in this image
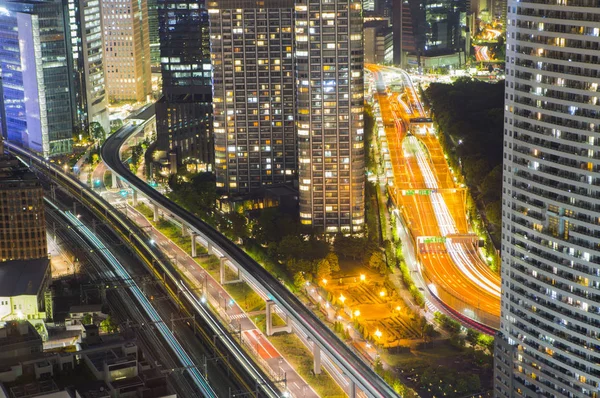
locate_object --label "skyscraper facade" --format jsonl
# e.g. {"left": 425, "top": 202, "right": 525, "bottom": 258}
{"left": 67, "top": 0, "right": 110, "bottom": 136}
{"left": 155, "top": 0, "right": 213, "bottom": 170}
{"left": 0, "top": 137, "right": 47, "bottom": 262}
{"left": 494, "top": 2, "right": 600, "bottom": 397}
{"left": 101, "top": 0, "right": 152, "bottom": 102}
{"left": 295, "top": 0, "right": 365, "bottom": 233}
{"left": 209, "top": 0, "right": 296, "bottom": 193}
{"left": 0, "top": 0, "right": 75, "bottom": 156}
{"left": 147, "top": 0, "right": 160, "bottom": 69}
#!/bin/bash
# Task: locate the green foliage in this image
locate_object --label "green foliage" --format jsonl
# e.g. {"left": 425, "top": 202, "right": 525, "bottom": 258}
{"left": 424, "top": 77, "right": 504, "bottom": 249}
{"left": 89, "top": 122, "right": 106, "bottom": 141}
{"left": 333, "top": 321, "right": 351, "bottom": 340}
{"left": 293, "top": 272, "right": 306, "bottom": 290}
{"left": 433, "top": 312, "right": 461, "bottom": 334}
{"left": 333, "top": 234, "right": 375, "bottom": 261}
{"left": 326, "top": 252, "right": 340, "bottom": 272}
{"left": 477, "top": 334, "right": 495, "bottom": 353}
{"left": 315, "top": 258, "right": 331, "bottom": 281}
{"left": 398, "top": 260, "right": 425, "bottom": 308}
{"left": 419, "top": 365, "right": 481, "bottom": 396}
{"left": 100, "top": 315, "right": 118, "bottom": 333}
{"left": 82, "top": 313, "right": 93, "bottom": 325}
{"left": 364, "top": 104, "right": 376, "bottom": 172}
{"left": 251, "top": 207, "right": 300, "bottom": 244}
{"left": 168, "top": 172, "right": 218, "bottom": 224}
{"left": 368, "top": 251, "right": 387, "bottom": 275}
{"left": 466, "top": 328, "right": 481, "bottom": 345}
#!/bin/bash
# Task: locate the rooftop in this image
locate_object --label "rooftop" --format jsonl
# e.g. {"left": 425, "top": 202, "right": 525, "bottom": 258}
{"left": 73, "top": 381, "right": 110, "bottom": 398}
{"left": 0, "top": 154, "right": 39, "bottom": 183}
{"left": 69, "top": 304, "right": 103, "bottom": 315}
{"left": 0, "top": 258, "right": 50, "bottom": 297}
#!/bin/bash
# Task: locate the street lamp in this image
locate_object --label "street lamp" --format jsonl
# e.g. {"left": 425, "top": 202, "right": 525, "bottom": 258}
{"left": 374, "top": 329, "right": 382, "bottom": 339}
{"left": 339, "top": 294, "right": 346, "bottom": 304}
{"left": 322, "top": 278, "right": 328, "bottom": 286}
{"left": 379, "top": 290, "right": 386, "bottom": 298}
{"left": 353, "top": 309, "right": 361, "bottom": 317}
{"left": 395, "top": 305, "right": 401, "bottom": 312}
{"left": 360, "top": 274, "right": 366, "bottom": 282}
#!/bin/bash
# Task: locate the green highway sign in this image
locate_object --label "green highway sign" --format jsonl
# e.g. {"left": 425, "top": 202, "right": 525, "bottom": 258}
{"left": 422, "top": 236, "right": 447, "bottom": 244}
{"left": 402, "top": 189, "right": 434, "bottom": 196}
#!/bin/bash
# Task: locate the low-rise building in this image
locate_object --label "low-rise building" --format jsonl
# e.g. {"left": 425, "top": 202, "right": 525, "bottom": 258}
{"left": 0, "top": 259, "right": 51, "bottom": 321}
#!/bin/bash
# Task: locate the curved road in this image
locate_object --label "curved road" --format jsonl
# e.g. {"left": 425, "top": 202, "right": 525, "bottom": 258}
{"left": 102, "top": 128, "right": 398, "bottom": 397}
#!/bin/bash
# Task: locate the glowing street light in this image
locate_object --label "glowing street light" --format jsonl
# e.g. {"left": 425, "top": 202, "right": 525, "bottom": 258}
{"left": 354, "top": 309, "right": 361, "bottom": 317}
{"left": 374, "top": 329, "right": 382, "bottom": 339}
{"left": 395, "top": 305, "right": 401, "bottom": 312}
{"left": 339, "top": 294, "right": 346, "bottom": 304}
{"left": 360, "top": 274, "right": 366, "bottom": 282}
{"left": 322, "top": 279, "right": 328, "bottom": 286}
{"left": 379, "top": 290, "right": 386, "bottom": 298}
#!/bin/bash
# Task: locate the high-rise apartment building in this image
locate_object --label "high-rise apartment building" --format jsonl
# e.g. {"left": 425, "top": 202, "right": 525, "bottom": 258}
{"left": 208, "top": 0, "right": 365, "bottom": 233}
{"left": 209, "top": 0, "right": 297, "bottom": 193}
{"left": 0, "top": 0, "right": 75, "bottom": 157}
{"left": 0, "top": 138, "right": 47, "bottom": 262}
{"left": 155, "top": 0, "right": 213, "bottom": 170}
{"left": 67, "top": 0, "right": 110, "bottom": 136}
{"left": 295, "top": 0, "right": 365, "bottom": 233}
{"left": 101, "top": 0, "right": 152, "bottom": 102}
{"left": 494, "top": 2, "right": 600, "bottom": 397}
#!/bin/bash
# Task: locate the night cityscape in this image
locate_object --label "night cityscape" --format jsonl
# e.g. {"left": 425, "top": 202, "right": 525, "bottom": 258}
{"left": 0, "top": 0, "right": 596, "bottom": 397}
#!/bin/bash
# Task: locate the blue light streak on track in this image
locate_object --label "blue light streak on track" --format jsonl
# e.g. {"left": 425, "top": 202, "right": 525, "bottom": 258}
{"left": 50, "top": 200, "right": 218, "bottom": 397}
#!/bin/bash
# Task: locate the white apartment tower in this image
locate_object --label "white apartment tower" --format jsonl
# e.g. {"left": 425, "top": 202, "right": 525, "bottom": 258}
{"left": 101, "top": 0, "right": 152, "bottom": 102}
{"left": 295, "top": 0, "right": 365, "bottom": 233}
{"left": 494, "top": 0, "right": 600, "bottom": 397}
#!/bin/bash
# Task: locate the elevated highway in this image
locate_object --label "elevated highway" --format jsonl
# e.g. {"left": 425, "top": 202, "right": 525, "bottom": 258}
{"left": 101, "top": 127, "right": 399, "bottom": 397}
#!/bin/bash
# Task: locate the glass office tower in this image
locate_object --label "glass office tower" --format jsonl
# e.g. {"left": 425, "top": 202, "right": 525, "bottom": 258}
{"left": 0, "top": 0, "right": 75, "bottom": 156}
{"left": 494, "top": 1, "right": 600, "bottom": 397}
{"left": 295, "top": 0, "right": 365, "bottom": 233}
{"left": 67, "top": 0, "right": 110, "bottom": 136}
{"left": 155, "top": 0, "right": 213, "bottom": 170}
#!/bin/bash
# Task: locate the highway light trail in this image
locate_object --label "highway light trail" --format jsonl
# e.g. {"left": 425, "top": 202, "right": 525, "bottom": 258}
{"left": 56, "top": 207, "right": 218, "bottom": 398}
{"left": 408, "top": 136, "right": 501, "bottom": 298}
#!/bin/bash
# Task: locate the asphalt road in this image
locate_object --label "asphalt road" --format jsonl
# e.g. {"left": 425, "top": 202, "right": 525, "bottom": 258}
{"left": 366, "top": 64, "right": 501, "bottom": 328}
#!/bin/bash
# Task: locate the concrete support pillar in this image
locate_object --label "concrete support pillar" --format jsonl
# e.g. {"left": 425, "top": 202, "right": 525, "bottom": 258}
{"left": 181, "top": 221, "right": 187, "bottom": 237}
{"left": 191, "top": 233, "right": 197, "bottom": 257}
{"left": 112, "top": 172, "right": 118, "bottom": 188}
{"left": 313, "top": 342, "right": 321, "bottom": 375}
{"left": 266, "top": 300, "right": 274, "bottom": 337}
{"left": 132, "top": 190, "right": 138, "bottom": 207}
{"left": 153, "top": 203, "right": 159, "bottom": 222}
{"left": 219, "top": 257, "right": 227, "bottom": 284}
{"left": 348, "top": 380, "right": 356, "bottom": 398}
